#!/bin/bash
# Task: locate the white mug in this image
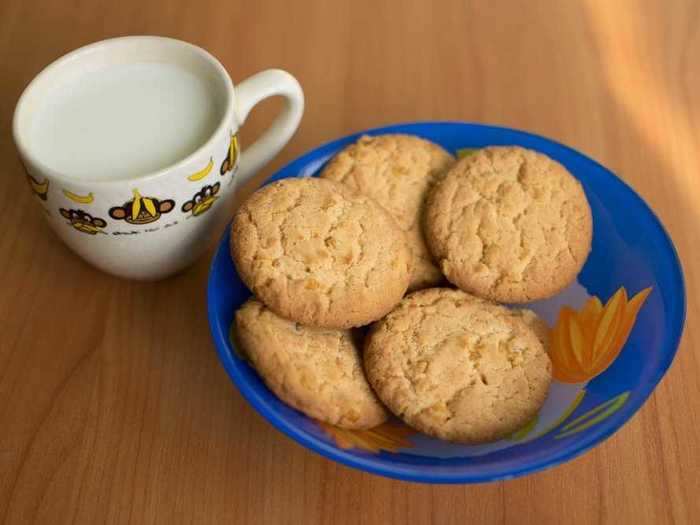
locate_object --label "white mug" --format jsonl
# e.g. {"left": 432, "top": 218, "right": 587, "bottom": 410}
{"left": 13, "top": 36, "right": 304, "bottom": 280}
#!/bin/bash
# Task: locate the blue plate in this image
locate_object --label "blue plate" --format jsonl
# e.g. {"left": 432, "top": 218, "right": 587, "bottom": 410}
{"left": 207, "top": 122, "right": 686, "bottom": 483}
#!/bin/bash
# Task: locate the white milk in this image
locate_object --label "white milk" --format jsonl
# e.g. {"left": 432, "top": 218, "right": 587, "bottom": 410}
{"left": 31, "top": 62, "right": 222, "bottom": 181}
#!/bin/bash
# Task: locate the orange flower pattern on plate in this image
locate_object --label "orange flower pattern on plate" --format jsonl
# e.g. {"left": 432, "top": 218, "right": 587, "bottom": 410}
{"left": 549, "top": 287, "right": 652, "bottom": 383}
{"left": 319, "top": 420, "right": 416, "bottom": 453}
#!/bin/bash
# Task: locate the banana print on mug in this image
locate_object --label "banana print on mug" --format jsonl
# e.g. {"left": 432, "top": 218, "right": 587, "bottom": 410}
{"left": 109, "top": 189, "right": 175, "bottom": 225}
{"left": 181, "top": 183, "right": 220, "bottom": 217}
{"left": 60, "top": 208, "right": 107, "bottom": 235}
{"left": 62, "top": 189, "right": 94, "bottom": 204}
{"left": 26, "top": 173, "right": 49, "bottom": 201}
{"left": 220, "top": 131, "right": 240, "bottom": 175}
{"left": 187, "top": 157, "right": 214, "bottom": 182}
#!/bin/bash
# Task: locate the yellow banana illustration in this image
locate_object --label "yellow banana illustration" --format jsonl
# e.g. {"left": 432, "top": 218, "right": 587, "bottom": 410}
{"left": 229, "top": 133, "right": 239, "bottom": 168}
{"left": 220, "top": 132, "right": 240, "bottom": 175}
{"left": 130, "top": 189, "right": 158, "bottom": 220}
{"left": 30, "top": 178, "right": 49, "bottom": 194}
{"left": 131, "top": 189, "right": 142, "bottom": 220}
{"left": 62, "top": 189, "right": 94, "bottom": 204}
{"left": 187, "top": 157, "right": 214, "bottom": 181}
{"left": 143, "top": 196, "right": 156, "bottom": 217}
{"left": 27, "top": 175, "right": 49, "bottom": 200}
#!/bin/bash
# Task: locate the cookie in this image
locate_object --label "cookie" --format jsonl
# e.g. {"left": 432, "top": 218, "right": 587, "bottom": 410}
{"left": 321, "top": 134, "right": 454, "bottom": 291}
{"left": 511, "top": 308, "right": 550, "bottom": 348}
{"left": 425, "top": 146, "right": 592, "bottom": 302}
{"left": 235, "top": 299, "right": 388, "bottom": 429}
{"left": 231, "top": 177, "right": 411, "bottom": 328}
{"left": 364, "top": 288, "right": 552, "bottom": 443}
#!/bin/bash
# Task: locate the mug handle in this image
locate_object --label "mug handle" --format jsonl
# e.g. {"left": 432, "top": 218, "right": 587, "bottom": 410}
{"left": 233, "top": 69, "right": 304, "bottom": 184}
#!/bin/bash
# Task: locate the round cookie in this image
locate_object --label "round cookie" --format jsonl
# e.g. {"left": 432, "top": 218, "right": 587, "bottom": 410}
{"left": 231, "top": 177, "right": 411, "bottom": 328}
{"left": 364, "top": 288, "right": 552, "bottom": 444}
{"left": 425, "top": 146, "right": 592, "bottom": 302}
{"left": 235, "top": 299, "right": 388, "bottom": 429}
{"left": 511, "top": 308, "right": 550, "bottom": 349}
{"left": 321, "top": 134, "right": 454, "bottom": 291}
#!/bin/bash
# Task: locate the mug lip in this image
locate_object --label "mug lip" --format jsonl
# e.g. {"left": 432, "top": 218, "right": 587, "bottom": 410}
{"left": 12, "top": 35, "right": 235, "bottom": 187}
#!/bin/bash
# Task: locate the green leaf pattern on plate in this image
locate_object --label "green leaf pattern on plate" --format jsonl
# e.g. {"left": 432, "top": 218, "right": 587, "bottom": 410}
{"left": 555, "top": 391, "right": 630, "bottom": 439}
{"left": 509, "top": 415, "right": 539, "bottom": 442}
{"left": 531, "top": 389, "right": 587, "bottom": 440}
{"left": 456, "top": 148, "right": 479, "bottom": 159}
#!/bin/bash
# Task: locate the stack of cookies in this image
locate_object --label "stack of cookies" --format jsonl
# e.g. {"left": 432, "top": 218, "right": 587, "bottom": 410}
{"left": 231, "top": 134, "right": 593, "bottom": 443}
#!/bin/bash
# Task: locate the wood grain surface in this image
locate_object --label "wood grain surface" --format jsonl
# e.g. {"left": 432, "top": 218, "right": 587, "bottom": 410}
{"left": 1, "top": 0, "right": 698, "bottom": 523}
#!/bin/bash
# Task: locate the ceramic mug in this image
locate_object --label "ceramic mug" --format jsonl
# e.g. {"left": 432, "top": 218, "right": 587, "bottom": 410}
{"left": 13, "top": 36, "right": 304, "bottom": 280}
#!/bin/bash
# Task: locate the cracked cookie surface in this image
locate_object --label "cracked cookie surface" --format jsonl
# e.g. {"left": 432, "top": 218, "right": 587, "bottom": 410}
{"left": 231, "top": 177, "right": 411, "bottom": 328}
{"left": 235, "top": 299, "right": 388, "bottom": 429}
{"left": 321, "top": 134, "right": 454, "bottom": 291}
{"left": 425, "top": 146, "right": 592, "bottom": 302}
{"left": 364, "top": 288, "right": 552, "bottom": 443}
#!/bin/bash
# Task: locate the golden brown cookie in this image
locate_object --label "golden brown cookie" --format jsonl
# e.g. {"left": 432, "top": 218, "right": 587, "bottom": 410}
{"left": 321, "top": 134, "right": 454, "bottom": 291}
{"left": 364, "top": 288, "right": 552, "bottom": 444}
{"left": 511, "top": 308, "right": 550, "bottom": 349}
{"left": 235, "top": 299, "right": 388, "bottom": 429}
{"left": 425, "top": 146, "right": 592, "bottom": 303}
{"left": 231, "top": 177, "right": 411, "bottom": 328}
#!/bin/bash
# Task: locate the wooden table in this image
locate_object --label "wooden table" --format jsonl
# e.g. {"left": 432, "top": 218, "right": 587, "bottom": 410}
{"left": 1, "top": 1, "right": 698, "bottom": 523}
